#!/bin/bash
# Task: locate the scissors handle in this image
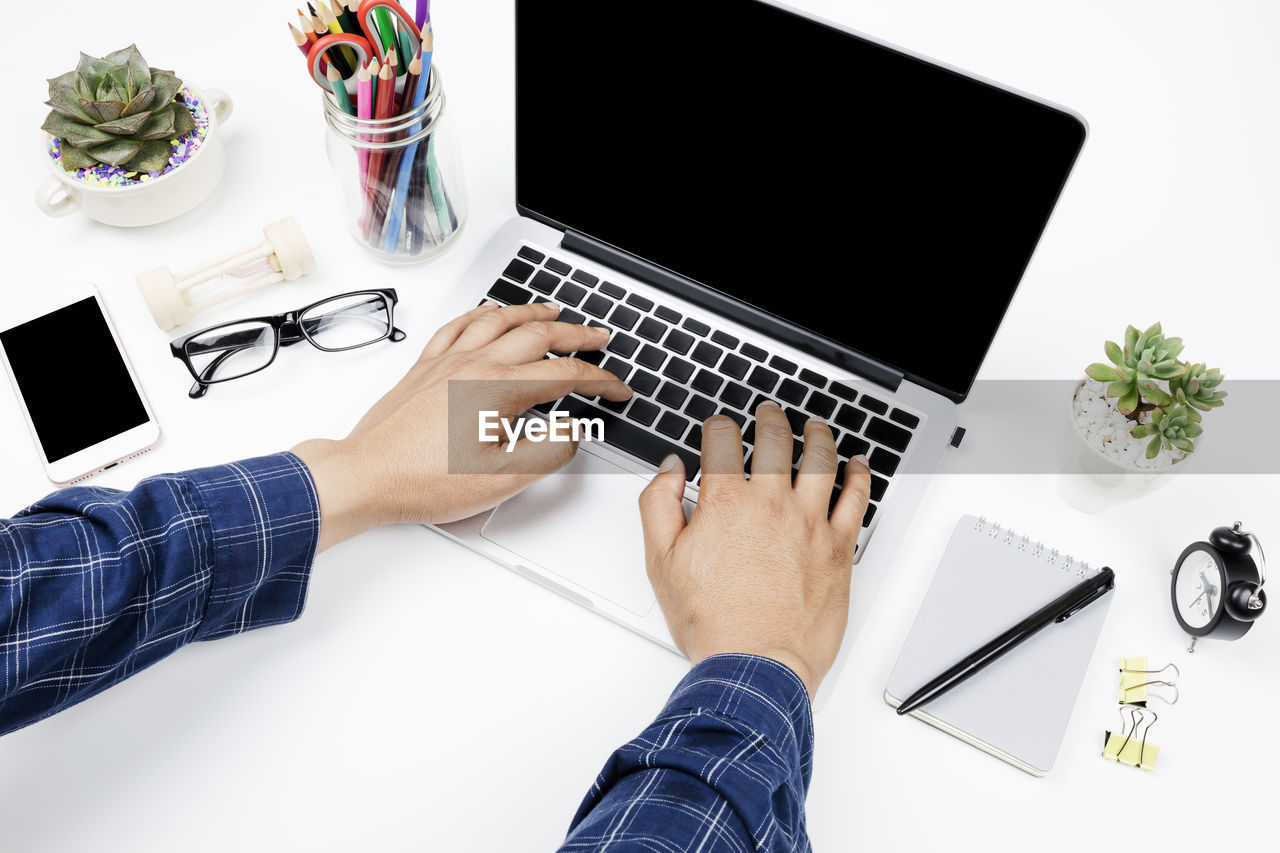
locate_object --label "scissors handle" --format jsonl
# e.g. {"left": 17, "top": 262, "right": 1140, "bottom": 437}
{"left": 308, "top": 33, "right": 375, "bottom": 90}
{"left": 357, "top": 0, "right": 422, "bottom": 64}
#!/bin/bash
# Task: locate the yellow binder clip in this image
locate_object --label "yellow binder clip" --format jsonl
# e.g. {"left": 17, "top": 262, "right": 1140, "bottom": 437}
{"left": 1103, "top": 705, "right": 1160, "bottom": 772}
{"left": 1118, "top": 657, "right": 1180, "bottom": 706}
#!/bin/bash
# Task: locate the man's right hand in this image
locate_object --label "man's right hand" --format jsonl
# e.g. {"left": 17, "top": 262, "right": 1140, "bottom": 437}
{"left": 637, "top": 404, "right": 872, "bottom": 699}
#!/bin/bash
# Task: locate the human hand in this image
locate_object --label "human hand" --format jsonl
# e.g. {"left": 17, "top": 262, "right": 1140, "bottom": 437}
{"left": 637, "top": 403, "right": 872, "bottom": 698}
{"left": 294, "top": 301, "right": 632, "bottom": 551}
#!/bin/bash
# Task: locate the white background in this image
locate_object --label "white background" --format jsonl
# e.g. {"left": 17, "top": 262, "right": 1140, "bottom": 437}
{"left": 2, "top": 1, "right": 1279, "bottom": 850}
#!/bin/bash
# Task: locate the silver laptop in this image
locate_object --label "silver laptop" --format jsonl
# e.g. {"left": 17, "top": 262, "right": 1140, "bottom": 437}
{"left": 432, "top": 0, "right": 1086, "bottom": 690}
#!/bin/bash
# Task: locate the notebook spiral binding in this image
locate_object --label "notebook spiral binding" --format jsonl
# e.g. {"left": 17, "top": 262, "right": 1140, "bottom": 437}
{"left": 973, "top": 516, "right": 1093, "bottom": 579}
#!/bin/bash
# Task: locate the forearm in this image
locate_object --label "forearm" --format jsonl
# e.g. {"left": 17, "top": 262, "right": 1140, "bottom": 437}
{"left": 0, "top": 453, "right": 319, "bottom": 735}
{"left": 561, "top": 654, "right": 814, "bottom": 853}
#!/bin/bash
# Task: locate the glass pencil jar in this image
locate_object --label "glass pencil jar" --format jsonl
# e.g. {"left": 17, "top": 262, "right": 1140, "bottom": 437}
{"left": 322, "top": 67, "right": 466, "bottom": 267}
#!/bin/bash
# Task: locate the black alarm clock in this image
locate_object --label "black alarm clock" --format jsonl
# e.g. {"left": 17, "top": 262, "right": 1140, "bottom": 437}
{"left": 1171, "top": 522, "right": 1267, "bottom": 652}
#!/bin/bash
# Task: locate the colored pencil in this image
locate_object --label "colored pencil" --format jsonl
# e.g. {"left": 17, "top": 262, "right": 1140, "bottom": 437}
{"left": 336, "top": 0, "right": 361, "bottom": 38}
{"left": 317, "top": 9, "right": 353, "bottom": 76}
{"left": 356, "top": 61, "right": 373, "bottom": 195}
{"left": 396, "top": 47, "right": 421, "bottom": 116}
{"left": 364, "top": 59, "right": 396, "bottom": 241}
{"left": 416, "top": 0, "right": 430, "bottom": 31}
{"left": 373, "top": 6, "right": 400, "bottom": 68}
{"left": 288, "top": 23, "right": 310, "bottom": 59}
{"left": 327, "top": 64, "right": 355, "bottom": 115}
{"left": 383, "top": 49, "right": 428, "bottom": 251}
{"left": 366, "top": 57, "right": 380, "bottom": 113}
{"left": 307, "top": 3, "right": 318, "bottom": 17}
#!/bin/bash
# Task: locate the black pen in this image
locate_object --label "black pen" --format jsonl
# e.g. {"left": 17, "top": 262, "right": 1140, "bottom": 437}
{"left": 896, "top": 567, "right": 1116, "bottom": 716}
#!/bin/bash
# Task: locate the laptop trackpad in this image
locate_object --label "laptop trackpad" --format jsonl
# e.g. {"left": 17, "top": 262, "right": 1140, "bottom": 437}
{"left": 480, "top": 451, "right": 668, "bottom": 617}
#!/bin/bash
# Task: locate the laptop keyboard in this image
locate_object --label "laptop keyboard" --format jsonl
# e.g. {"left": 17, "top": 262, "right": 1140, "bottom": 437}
{"left": 486, "top": 244, "right": 922, "bottom": 530}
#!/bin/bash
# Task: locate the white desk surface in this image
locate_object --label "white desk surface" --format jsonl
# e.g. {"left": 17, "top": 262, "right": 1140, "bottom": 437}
{"left": 2, "top": 1, "right": 1278, "bottom": 850}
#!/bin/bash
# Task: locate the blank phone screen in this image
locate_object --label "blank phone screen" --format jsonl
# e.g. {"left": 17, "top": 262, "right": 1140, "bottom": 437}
{"left": 1, "top": 297, "right": 149, "bottom": 463}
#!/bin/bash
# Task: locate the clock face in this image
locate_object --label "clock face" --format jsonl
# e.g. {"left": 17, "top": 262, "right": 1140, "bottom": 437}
{"left": 1175, "top": 550, "right": 1225, "bottom": 629}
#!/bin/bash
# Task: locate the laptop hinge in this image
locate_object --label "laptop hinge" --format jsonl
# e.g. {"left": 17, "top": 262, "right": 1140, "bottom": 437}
{"left": 561, "top": 230, "right": 905, "bottom": 393}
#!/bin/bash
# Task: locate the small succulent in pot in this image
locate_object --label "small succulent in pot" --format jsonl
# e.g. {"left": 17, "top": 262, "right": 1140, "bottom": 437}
{"left": 41, "top": 45, "right": 196, "bottom": 173}
{"left": 1130, "top": 405, "right": 1203, "bottom": 458}
{"left": 1084, "top": 323, "right": 1186, "bottom": 417}
{"left": 1080, "top": 322, "right": 1227, "bottom": 461}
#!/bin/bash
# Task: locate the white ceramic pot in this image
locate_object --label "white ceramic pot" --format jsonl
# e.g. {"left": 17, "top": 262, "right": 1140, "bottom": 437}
{"left": 35, "top": 84, "right": 234, "bottom": 227}
{"left": 1057, "top": 378, "right": 1186, "bottom": 512}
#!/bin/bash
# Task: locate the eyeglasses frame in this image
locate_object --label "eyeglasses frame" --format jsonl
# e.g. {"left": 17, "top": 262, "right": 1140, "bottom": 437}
{"left": 169, "top": 288, "right": 406, "bottom": 398}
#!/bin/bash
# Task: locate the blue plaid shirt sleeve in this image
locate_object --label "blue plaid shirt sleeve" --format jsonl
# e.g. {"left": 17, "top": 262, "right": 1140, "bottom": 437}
{"left": 561, "top": 653, "right": 815, "bottom": 852}
{"left": 0, "top": 452, "right": 319, "bottom": 736}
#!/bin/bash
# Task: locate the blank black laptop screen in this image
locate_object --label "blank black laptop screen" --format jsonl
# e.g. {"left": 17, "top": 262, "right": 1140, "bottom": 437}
{"left": 516, "top": 0, "right": 1085, "bottom": 401}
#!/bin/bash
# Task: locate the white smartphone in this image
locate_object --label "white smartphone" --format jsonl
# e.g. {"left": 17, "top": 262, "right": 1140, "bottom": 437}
{"left": 0, "top": 285, "right": 161, "bottom": 484}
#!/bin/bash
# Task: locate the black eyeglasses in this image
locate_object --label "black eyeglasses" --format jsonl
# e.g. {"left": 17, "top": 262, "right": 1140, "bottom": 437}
{"left": 170, "top": 289, "right": 406, "bottom": 398}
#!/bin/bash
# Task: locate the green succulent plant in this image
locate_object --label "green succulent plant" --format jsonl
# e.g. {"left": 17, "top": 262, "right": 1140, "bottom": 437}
{"left": 41, "top": 45, "right": 195, "bottom": 173}
{"left": 1085, "top": 322, "right": 1186, "bottom": 416}
{"left": 1131, "top": 405, "right": 1203, "bottom": 459}
{"left": 1170, "top": 362, "right": 1227, "bottom": 422}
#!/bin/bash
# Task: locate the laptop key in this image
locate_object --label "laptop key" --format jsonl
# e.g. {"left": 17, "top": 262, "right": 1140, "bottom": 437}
{"left": 626, "top": 293, "right": 655, "bottom": 312}
{"left": 636, "top": 317, "right": 668, "bottom": 342}
{"left": 571, "top": 270, "right": 599, "bottom": 287}
{"left": 807, "top": 392, "right": 837, "bottom": 419}
{"left": 692, "top": 369, "right": 723, "bottom": 396}
{"left": 636, "top": 345, "right": 667, "bottom": 370}
{"left": 799, "top": 368, "right": 827, "bottom": 388}
{"left": 870, "top": 474, "right": 889, "bottom": 502}
{"left": 609, "top": 305, "right": 641, "bottom": 331}
{"left": 777, "top": 378, "right": 807, "bottom": 406}
{"left": 582, "top": 293, "right": 613, "bottom": 318}
{"left": 488, "top": 279, "right": 531, "bottom": 305}
{"left": 601, "top": 357, "right": 633, "bottom": 382}
{"left": 830, "top": 382, "right": 857, "bottom": 402}
{"left": 869, "top": 447, "right": 901, "bottom": 476}
{"left": 503, "top": 259, "right": 535, "bottom": 283}
{"left": 685, "top": 423, "right": 702, "bottom": 451}
{"left": 691, "top": 341, "right": 723, "bottom": 367}
{"left": 657, "top": 382, "right": 690, "bottom": 409}
{"left": 784, "top": 408, "right": 808, "bottom": 436}
{"left": 555, "top": 282, "right": 587, "bottom": 307}
{"left": 578, "top": 349, "right": 605, "bottom": 366}
{"left": 685, "top": 394, "right": 717, "bottom": 422}
{"left": 600, "top": 282, "right": 626, "bottom": 299}
{"left": 663, "top": 358, "right": 695, "bottom": 384}
{"left": 529, "top": 270, "right": 561, "bottom": 294}
{"left": 556, "top": 308, "right": 585, "bottom": 326}
{"left": 719, "top": 408, "right": 747, "bottom": 427}
{"left": 561, "top": 397, "right": 699, "bottom": 481}
{"left": 747, "top": 366, "right": 780, "bottom": 393}
{"left": 861, "top": 396, "right": 890, "bottom": 415}
{"left": 628, "top": 398, "right": 660, "bottom": 426}
{"left": 656, "top": 412, "right": 691, "bottom": 440}
{"left": 835, "top": 404, "right": 867, "bottom": 432}
{"left": 890, "top": 408, "right": 921, "bottom": 429}
{"left": 720, "top": 353, "right": 750, "bottom": 380}
{"left": 838, "top": 434, "right": 870, "bottom": 459}
{"left": 769, "top": 355, "right": 798, "bottom": 376}
{"left": 545, "top": 258, "right": 572, "bottom": 275}
{"left": 517, "top": 246, "right": 545, "bottom": 264}
{"left": 862, "top": 503, "right": 877, "bottom": 527}
{"left": 719, "top": 382, "right": 751, "bottom": 409}
{"left": 711, "top": 330, "right": 739, "bottom": 349}
{"left": 655, "top": 305, "right": 682, "bottom": 324}
{"left": 601, "top": 396, "right": 629, "bottom": 413}
{"left": 665, "top": 329, "right": 695, "bottom": 355}
{"left": 866, "top": 417, "right": 912, "bottom": 453}
{"left": 607, "top": 333, "right": 640, "bottom": 359}
{"left": 741, "top": 343, "right": 768, "bottom": 362}
{"left": 682, "top": 318, "right": 711, "bottom": 337}
{"left": 630, "top": 370, "right": 660, "bottom": 396}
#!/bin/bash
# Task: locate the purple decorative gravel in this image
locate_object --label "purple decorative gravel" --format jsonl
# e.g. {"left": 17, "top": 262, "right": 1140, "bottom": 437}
{"left": 46, "top": 88, "right": 210, "bottom": 187}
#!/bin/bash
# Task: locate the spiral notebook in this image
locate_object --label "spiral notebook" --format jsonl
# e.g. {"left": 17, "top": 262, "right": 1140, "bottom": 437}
{"left": 884, "top": 515, "right": 1113, "bottom": 776}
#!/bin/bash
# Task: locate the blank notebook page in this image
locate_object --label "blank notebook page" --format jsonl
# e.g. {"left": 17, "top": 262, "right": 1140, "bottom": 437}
{"left": 885, "top": 515, "right": 1112, "bottom": 775}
